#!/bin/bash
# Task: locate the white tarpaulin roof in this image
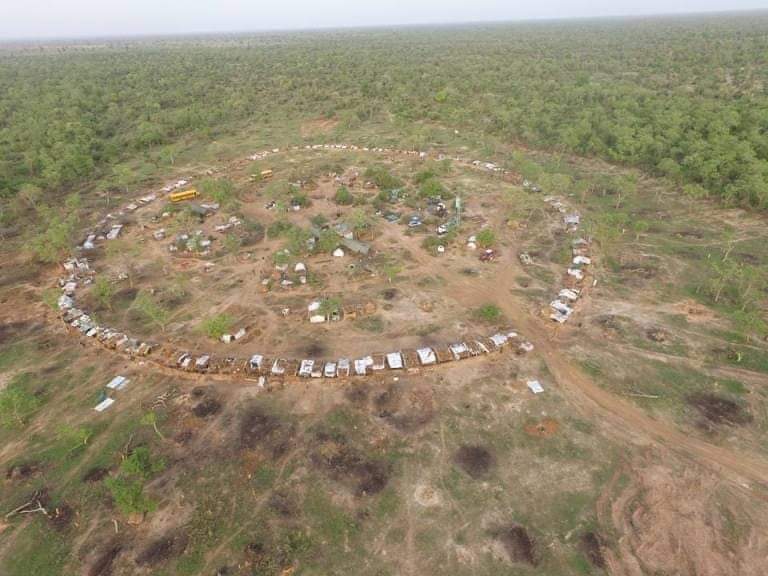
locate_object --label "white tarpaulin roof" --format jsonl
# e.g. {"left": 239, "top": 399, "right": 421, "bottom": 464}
{"left": 299, "top": 359, "right": 314, "bottom": 377}
{"left": 386, "top": 352, "right": 404, "bottom": 369}
{"left": 489, "top": 333, "right": 508, "bottom": 348}
{"left": 106, "top": 376, "right": 129, "bottom": 390}
{"left": 94, "top": 398, "right": 115, "bottom": 412}
{"left": 416, "top": 347, "right": 436, "bottom": 365}
{"left": 527, "top": 380, "right": 545, "bottom": 394}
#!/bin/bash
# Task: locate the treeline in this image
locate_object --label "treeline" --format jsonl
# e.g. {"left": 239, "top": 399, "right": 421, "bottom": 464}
{"left": 2, "top": 12, "right": 768, "bottom": 207}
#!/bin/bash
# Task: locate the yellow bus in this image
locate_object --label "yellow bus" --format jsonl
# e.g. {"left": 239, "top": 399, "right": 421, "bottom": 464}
{"left": 169, "top": 188, "right": 198, "bottom": 202}
{"left": 260, "top": 169, "right": 273, "bottom": 180}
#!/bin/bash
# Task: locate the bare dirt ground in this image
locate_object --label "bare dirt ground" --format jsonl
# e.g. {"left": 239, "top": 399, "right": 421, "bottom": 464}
{"left": 3, "top": 146, "right": 768, "bottom": 575}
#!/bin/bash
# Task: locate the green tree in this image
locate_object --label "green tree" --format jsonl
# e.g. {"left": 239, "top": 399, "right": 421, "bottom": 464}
{"left": 0, "top": 377, "right": 41, "bottom": 428}
{"left": 200, "top": 313, "right": 233, "bottom": 340}
{"left": 131, "top": 291, "right": 170, "bottom": 332}
{"left": 334, "top": 186, "right": 354, "bottom": 205}
{"left": 93, "top": 276, "right": 114, "bottom": 310}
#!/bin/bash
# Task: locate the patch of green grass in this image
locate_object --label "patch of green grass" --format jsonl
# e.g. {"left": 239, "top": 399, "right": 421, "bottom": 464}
{"left": 176, "top": 550, "right": 205, "bottom": 575}
{"left": 1, "top": 520, "right": 70, "bottom": 576}
{"left": 303, "top": 487, "right": 358, "bottom": 548}
{"left": 374, "top": 487, "right": 400, "bottom": 519}
{"left": 721, "top": 379, "right": 748, "bottom": 395}
{"left": 356, "top": 315, "right": 385, "bottom": 333}
{"left": 473, "top": 304, "right": 502, "bottom": 324}
{"left": 0, "top": 342, "right": 29, "bottom": 372}
{"left": 718, "top": 346, "right": 768, "bottom": 374}
{"left": 0, "top": 372, "right": 44, "bottom": 429}
{"left": 252, "top": 465, "right": 277, "bottom": 490}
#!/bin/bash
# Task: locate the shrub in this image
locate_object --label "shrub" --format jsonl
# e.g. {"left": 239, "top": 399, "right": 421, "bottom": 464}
{"left": 93, "top": 276, "right": 114, "bottom": 310}
{"left": 104, "top": 446, "right": 166, "bottom": 515}
{"left": 419, "top": 178, "right": 445, "bottom": 200}
{"left": 131, "top": 291, "right": 170, "bottom": 331}
{"left": 105, "top": 476, "right": 157, "bottom": 515}
{"left": 200, "top": 313, "right": 233, "bottom": 340}
{"left": 475, "top": 304, "right": 502, "bottom": 323}
{"left": 0, "top": 374, "right": 41, "bottom": 428}
{"left": 363, "top": 166, "right": 403, "bottom": 191}
{"left": 200, "top": 178, "right": 236, "bottom": 206}
{"left": 334, "top": 186, "right": 354, "bottom": 205}
{"left": 267, "top": 220, "right": 294, "bottom": 239}
{"left": 476, "top": 228, "right": 496, "bottom": 248}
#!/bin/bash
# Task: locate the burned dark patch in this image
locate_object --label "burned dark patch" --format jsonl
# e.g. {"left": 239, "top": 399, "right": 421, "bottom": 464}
{"left": 493, "top": 524, "right": 539, "bottom": 566}
{"left": 135, "top": 532, "right": 188, "bottom": 566}
{"left": 87, "top": 544, "right": 122, "bottom": 576}
{"left": 735, "top": 252, "right": 760, "bottom": 265}
{"left": 381, "top": 288, "right": 398, "bottom": 301}
{"left": 190, "top": 386, "right": 209, "bottom": 399}
{"left": 373, "top": 384, "right": 400, "bottom": 413}
{"left": 82, "top": 466, "right": 110, "bottom": 483}
{"left": 174, "top": 430, "right": 194, "bottom": 445}
{"left": 580, "top": 531, "right": 606, "bottom": 569}
{"left": 454, "top": 445, "right": 494, "bottom": 478}
{"left": 0, "top": 262, "right": 41, "bottom": 288}
{"left": 192, "top": 397, "right": 222, "bottom": 418}
{"left": 311, "top": 431, "right": 390, "bottom": 496}
{"left": 688, "top": 393, "right": 752, "bottom": 429}
{"left": 344, "top": 383, "right": 369, "bottom": 406}
{"left": 6, "top": 461, "right": 39, "bottom": 481}
{"left": 0, "top": 321, "right": 34, "bottom": 345}
{"left": 238, "top": 405, "right": 292, "bottom": 458}
{"left": 376, "top": 386, "right": 435, "bottom": 433}
{"left": 304, "top": 341, "right": 326, "bottom": 356}
{"left": 268, "top": 491, "right": 296, "bottom": 517}
{"left": 239, "top": 406, "right": 280, "bottom": 448}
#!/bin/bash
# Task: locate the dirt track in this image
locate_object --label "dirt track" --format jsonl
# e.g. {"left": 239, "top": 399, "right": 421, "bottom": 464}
{"left": 466, "top": 252, "right": 768, "bottom": 491}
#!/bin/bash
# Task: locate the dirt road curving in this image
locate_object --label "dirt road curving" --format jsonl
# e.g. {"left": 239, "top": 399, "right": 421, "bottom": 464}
{"left": 436, "top": 247, "right": 768, "bottom": 491}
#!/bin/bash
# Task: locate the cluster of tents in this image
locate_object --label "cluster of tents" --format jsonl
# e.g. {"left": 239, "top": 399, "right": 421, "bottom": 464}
{"left": 54, "top": 141, "right": 556, "bottom": 382}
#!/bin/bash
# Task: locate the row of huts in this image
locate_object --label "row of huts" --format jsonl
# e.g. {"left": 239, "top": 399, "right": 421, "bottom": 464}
{"left": 163, "top": 329, "right": 534, "bottom": 379}
{"left": 543, "top": 196, "right": 593, "bottom": 324}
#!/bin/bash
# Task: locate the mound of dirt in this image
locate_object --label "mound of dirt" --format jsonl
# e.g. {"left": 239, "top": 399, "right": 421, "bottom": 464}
{"left": 646, "top": 327, "right": 668, "bottom": 343}
{"left": 675, "top": 299, "right": 715, "bottom": 322}
{"left": 524, "top": 418, "right": 560, "bottom": 438}
{"left": 580, "top": 531, "right": 606, "bottom": 568}
{"left": 454, "top": 445, "right": 494, "bottom": 478}
{"left": 688, "top": 393, "right": 752, "bottom": 429}
{"left": 87, "top": 544, "right": 122, "bottom": 576}
{"left": 82, "top": 466, "right": 110, "bottom": 483}
{"left": 135, "top": 532, "right": 188, "bottom": 566}
{"left": 312, "top": 431, "right": 390, "bottom": 495}
{"left": 493, "top": 524, "right": 538, "bottom": 566}
{"left": 49, "top": 503, "right": 75, "bottom": 530}
{"left": 6, "top": 461, "right": 39, "bottom": 481}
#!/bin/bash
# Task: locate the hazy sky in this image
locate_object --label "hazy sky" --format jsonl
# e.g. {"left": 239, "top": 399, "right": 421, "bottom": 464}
{"left": 2, "top": 0, "right": 767, "bottom": 39}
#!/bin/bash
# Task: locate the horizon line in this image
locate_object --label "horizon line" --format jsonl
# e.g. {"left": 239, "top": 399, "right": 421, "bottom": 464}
{"left": 1, "top": 7, "right": 767, "bottom": 44}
